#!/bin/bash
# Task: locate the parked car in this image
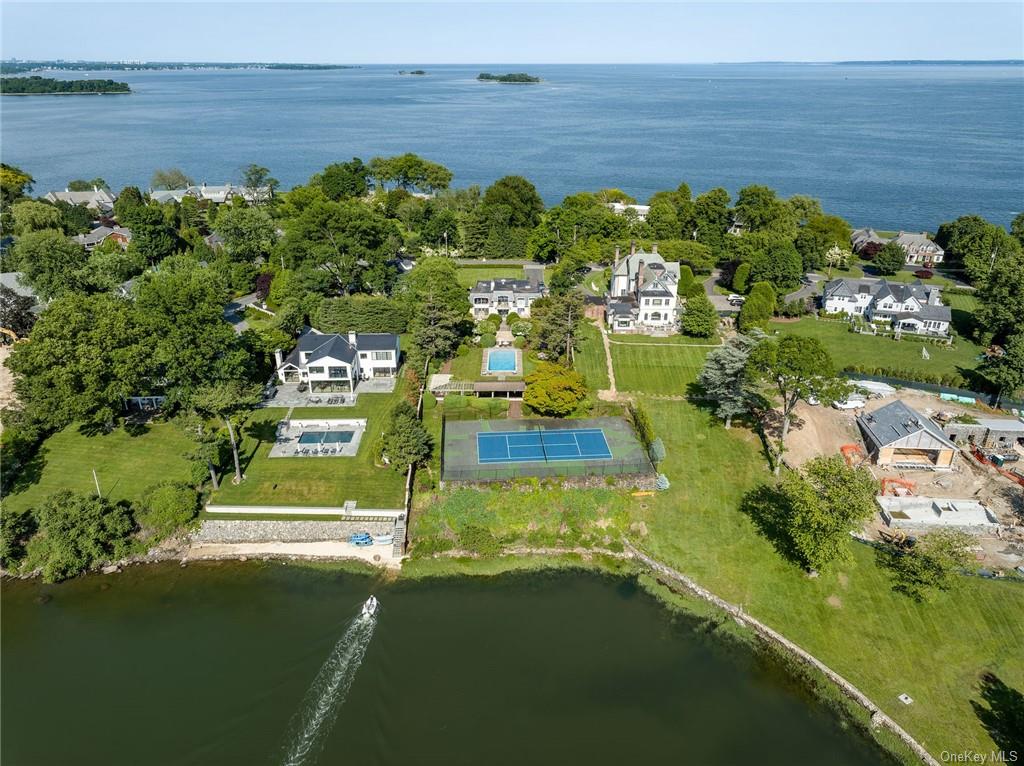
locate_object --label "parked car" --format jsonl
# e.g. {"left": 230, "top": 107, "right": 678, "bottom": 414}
{"left": 804, "top": 396, "right": 820, "bottom": 406}
{"left": 832, "top": 397, "right": 866, "bottom": 410}
{"left": 727, "top": 294, "right": 745, "bottom": 305}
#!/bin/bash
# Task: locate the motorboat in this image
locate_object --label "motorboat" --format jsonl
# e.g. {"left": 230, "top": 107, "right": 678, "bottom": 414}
{"left": 361, "top": 595, "right": 379, "bottom": 617}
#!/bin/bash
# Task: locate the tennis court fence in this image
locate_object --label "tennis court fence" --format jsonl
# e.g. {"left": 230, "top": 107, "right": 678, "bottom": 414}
{"left": 442, "top": 458, "right": 653, "bottom": 482}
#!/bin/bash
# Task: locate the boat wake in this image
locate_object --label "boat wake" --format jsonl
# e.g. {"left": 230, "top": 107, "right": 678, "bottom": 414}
{"left": 280, "top": 597, "right": 379, "bottom": 766}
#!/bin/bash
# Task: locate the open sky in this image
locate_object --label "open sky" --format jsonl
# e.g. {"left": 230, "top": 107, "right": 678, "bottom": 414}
{"left": 2, "top": 1, "right": 1022, "bottom": 64}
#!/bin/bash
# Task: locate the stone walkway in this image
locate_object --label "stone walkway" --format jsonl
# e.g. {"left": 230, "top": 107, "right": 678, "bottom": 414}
{"left": 597, "top": 322, "right": 619, "bottom": 401}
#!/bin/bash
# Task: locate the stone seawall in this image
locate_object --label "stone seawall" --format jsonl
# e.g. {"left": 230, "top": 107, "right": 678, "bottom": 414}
{"left": 193, "top": 519, "right": 394, "bottom": 544}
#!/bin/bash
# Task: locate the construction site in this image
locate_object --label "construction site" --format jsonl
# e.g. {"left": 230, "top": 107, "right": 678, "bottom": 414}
{"left": 784, "top": 389, "right": 1024, "bottom": 571}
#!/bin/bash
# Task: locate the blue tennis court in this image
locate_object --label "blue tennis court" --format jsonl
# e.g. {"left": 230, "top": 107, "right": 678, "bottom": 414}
{"left": 477, "top": 428, "right": 613, "bottom": 464}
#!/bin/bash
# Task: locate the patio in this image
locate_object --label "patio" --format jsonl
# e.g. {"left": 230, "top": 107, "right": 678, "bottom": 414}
{"left": 268, "top": 418, "right": 367, "bottom": 458}
{"left": 260, "top": 376, "right": 397, "bottom": 408}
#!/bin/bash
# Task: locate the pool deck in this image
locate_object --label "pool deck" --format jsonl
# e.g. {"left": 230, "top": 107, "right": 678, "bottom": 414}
{"left": 481, "top": 347, "right": 522, "bottom": 377}
{"left": 268, "top": 418, "right": 367, "bottom": 458}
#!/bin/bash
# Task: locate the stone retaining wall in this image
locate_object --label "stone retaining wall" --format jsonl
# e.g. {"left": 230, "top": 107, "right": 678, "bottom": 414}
{"left": 193, "top": 519, "right": 394, "bottom": 544}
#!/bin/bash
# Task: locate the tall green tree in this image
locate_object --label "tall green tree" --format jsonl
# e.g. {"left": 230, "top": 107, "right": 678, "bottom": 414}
{"left": 482, "top": 175, "right": 544, "bottom": 228}
{"left": 983, "top": 332, "right": 1024, "bottom": 404}
{"left": 241, "top": 164, "right": 279, "bottom": 205}
{"left": 935, "top": 215, "right": 1022, "bottom": 284}
{"left": 135, "top": 258, "right": 248, "bottom": 393}
{"left": 878, "top": 529, "right": 975, "bottom": 601}
{"left": 795, "top": 214, "right": 851, "bottom": 271}
{"left": 6, "top": 293, "right": 154, "bottom": 428}
{"left": 680, "top": 292, "right": 717, "bottom": 338}
{"left": 191, "top": 381, "right": 263, "bottom": 484}
{"left": 748, "top": 238, "right": 803, "bottom": 288}
{"left": 10, "top": 200, "right": 63, "bottom": 234}
{"left": 380, "top": 401, "right": 432, "bottom": 470}
{"left": 0, "top": 163, "right": 34, "bottom": 235}
{"left": 125, "top": 205, "right": 177, "bottom": 265}
{"left": 12, "top": 230, "right": 88, "bottom": 300}
{"left": 646, "top": 201, "right": 680, "bottom": 240}
{"left": 750, "top": 335, "right": 847, "bottom": 473}
{"left": 529, "top": 292, "right": 585, "bottom": 362}
{"left": 150, "top": 168, "right": 194, "bottom": 190}
{"left": 772, "top": 456, "right": 878, "bottom": 571}
{"left": 214, "top": 205, "right": 276, "bottom": 261}
{"left": 67, "top": 177, "right": 108, "bottom": 191}
{"left": 318, "top": 158, "right": 369, "bottom": 200}
{"left": 734, "top": 185, "right": 797, "bottom": 236}
{"left": 113, "top": 186, "right": 146, "bottom": 221}
{"left": 975, "top": 244, "right": 1024, "bottom": 344}
{"left": 368, "top": 153, "right": 452, "bottom": 193}
{"left": 873, "top": 241, "right": 906, "bottom": 275}
{"left": 697, "top": 331, "right": 764, "bottom": 427}
{"left": 693, "top": 188, "right": 731, "bottom": 251}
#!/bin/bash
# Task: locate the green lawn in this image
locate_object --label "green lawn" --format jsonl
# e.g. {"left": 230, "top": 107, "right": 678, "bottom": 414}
{"left": 770, "top": 318, "right": 986, "bottom": 382}
{"left": 574, "top": 321, "right": 611, "bottom": 390}
{"left": 448, "top": 346, "right": 537, "bottom": 382}
{"left": 609, "top": 343, "right": 709, "bottom": 395}
{"left": 944, "top": 293, "right": 982, "bottom": 338}
{"left": 610, "top": 334, "right": 720, "bottom": 345}
{"left": 209, "top": 394, "right": 407, "bottom": 509}
{"left": 636, "top": 398, "right": 1024, "bottom": 759}
{"left": 455, "top": 266, "right": 525, "bottom": 288}
{"left": 4, "top": 422, "right": 197, "bottom": 513}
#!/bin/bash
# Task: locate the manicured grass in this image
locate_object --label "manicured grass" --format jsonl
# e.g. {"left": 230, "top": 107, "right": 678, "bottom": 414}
{"left": 455, "top": 266, "right": 524, "bottom": 288}
{"left": 210, "top": 393, "right": 406, "bottom": 509}
{"left": 447, "top": 346, "right": 537, "bottom": 381}
{"left": 574, "top": 321, "right": 611, "bottom": 390}
{"left": 610, "top": 334, "right": 719, "bottom": 345}
{"left": 609, "top": 343, "right": 709, "bottom": 395}
{"left": 945, "top": 293, "right": 982, "bottom": 338}
{"left": 4, "top": 422, "right": 197, "bottom": 513}
{"left": 770, "top": 318, "right": 986, "bottom": 381}
{"left": 635, "top": 398, "right": 1024, "bottom": 760}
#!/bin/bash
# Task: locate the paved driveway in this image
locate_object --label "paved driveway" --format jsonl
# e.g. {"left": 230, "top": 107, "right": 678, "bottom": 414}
{"left": 703, "top": 269, "right": 739, "bottom": 313}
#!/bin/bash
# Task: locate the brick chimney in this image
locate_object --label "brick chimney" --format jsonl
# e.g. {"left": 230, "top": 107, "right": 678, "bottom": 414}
{"left": 629, "top": 240, "right": 636, "bottom": 256}
{"left": 635, "top": 259, "right": 644, "bottom": 297}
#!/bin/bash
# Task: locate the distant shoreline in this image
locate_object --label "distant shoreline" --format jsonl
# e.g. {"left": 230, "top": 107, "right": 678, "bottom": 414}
{"left": 1, "top": 91, "right": 131, "bottom": 96}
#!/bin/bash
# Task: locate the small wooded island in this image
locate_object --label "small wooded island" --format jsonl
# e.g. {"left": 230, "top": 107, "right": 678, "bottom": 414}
{"left": 399, "top": 70, "right": 427, "bottom": 75}
{"left": 477, "top": 72, "right": 540, "bottom": 83}
{"left": 0, "top": 76, "right": 131, "bottom": 95}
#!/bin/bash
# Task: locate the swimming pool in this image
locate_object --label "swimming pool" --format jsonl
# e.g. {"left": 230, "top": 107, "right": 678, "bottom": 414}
{"left": 298, "top": 430, "right": 355, "bottom": 445}
{"left": 486, "top": 349, "right": 518, "bottom": 373}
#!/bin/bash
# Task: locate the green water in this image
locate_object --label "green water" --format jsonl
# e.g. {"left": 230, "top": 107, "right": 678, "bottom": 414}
{"left": 2, "top": 563, "right": 894, "bottom": 765}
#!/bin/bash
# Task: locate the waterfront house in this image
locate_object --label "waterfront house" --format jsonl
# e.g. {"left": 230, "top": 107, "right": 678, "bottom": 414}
{"left": 43, "top": 186, "right": 116, "bottom": 214}
{"left": 469, "top": 265, "right": 547, "bottom": 319}
{"left": 150, "top": 182, "right": 273, "bottom": 205}
{"left": 821, "top": 278, "right": 951, "bottom": 337}
{"left": 274, "top": 329, "right": 400, "bottom": 392}
{"left": 605, "top": 243, "right": 681, "bottom": 333}
{"left": 849, "top": 228, "right": 944, "bottom": 264}
{"left": 857, "top": 400, "right": 958, "bottom": 470}
{"left": 73, "top": 225, "right": 132, "bottom": 251}
{"left": 606, "top": 202, "right": 651, "bottom": 221}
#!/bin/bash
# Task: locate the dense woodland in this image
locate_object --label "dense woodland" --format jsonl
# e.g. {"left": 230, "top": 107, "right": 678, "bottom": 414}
{"left": 0, "top": 76, "right": 131, "bottom": 94}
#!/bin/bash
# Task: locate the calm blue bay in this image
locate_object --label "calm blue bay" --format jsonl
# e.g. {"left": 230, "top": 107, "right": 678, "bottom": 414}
{"left": 2, "top": 63, "right": 1022, "bottom": 229}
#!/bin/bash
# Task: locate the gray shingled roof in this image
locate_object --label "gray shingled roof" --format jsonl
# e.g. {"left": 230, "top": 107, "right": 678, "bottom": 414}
{"left": 858, "top": 400, "right": 957, "bottom": 450}
{"left": 355, "top": 333, "right": 398, "bottom": 351}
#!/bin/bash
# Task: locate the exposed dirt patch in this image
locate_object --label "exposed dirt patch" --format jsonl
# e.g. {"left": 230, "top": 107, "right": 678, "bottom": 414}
{"left": 836, "top": 572, "right": 849, "bottom": 589}
{"left": 826, "top": 595, "right": 843, "bottom": 609}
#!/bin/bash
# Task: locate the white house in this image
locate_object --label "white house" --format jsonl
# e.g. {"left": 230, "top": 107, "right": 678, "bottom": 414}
{"left": 43, "top": 186, "right": 116, "bottom": 213}
{"left": 606, "top": 202, "right": 651, "bottom": 221}
{"left": 850, "top": 228, "right": 944, "bottom": 264}
{"left": 605, "top": 243, "right": 681, "bottom": 333}
{"left": 150, "top": 182, "right": 273, "bottom": 205}
{"left": 821, "top": 278, "right": 951, "bottom": 337}
{"left": 469, "top": 265, "right": 546, "bottom": 319}
{"left": 274, "top": 329, "right": 400, "bottom": 392}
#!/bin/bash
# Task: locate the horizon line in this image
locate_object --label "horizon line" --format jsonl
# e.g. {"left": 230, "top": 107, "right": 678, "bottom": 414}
{"left": 6, "top": 58, "right": 1024, "bottom": 66}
